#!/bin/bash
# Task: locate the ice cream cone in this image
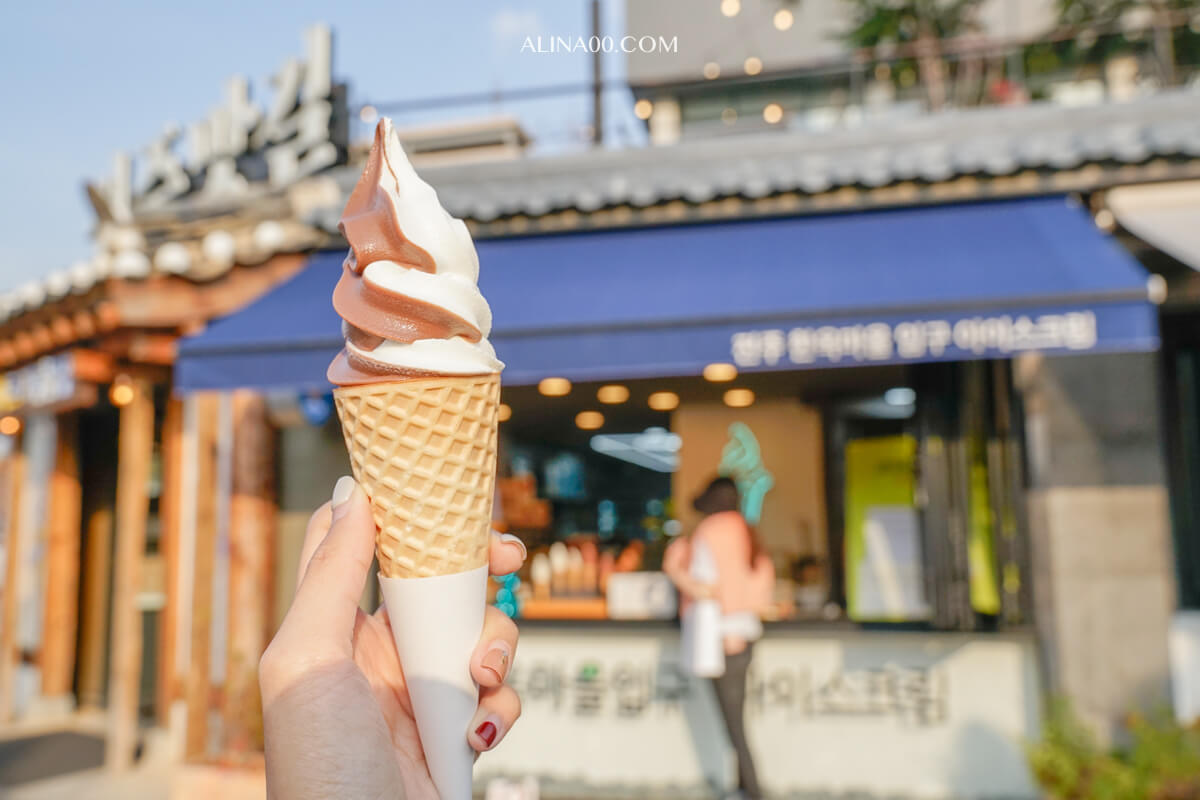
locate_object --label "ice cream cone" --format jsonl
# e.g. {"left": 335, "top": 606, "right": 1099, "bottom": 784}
{"left": 333, "top": 372, "right": 500, "bottom": 579}
{"left": 334, "top": 372, "right": 500, "bottom": 800}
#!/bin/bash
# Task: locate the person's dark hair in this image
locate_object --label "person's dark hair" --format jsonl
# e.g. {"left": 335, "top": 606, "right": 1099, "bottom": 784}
{"left": 692, "top": 476, "right": 740, "bottom": 515}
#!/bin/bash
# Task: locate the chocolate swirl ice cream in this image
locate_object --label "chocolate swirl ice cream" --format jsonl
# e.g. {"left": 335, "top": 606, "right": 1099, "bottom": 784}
{"left": 327, "top": 118, "right": 502, "bottom": 385}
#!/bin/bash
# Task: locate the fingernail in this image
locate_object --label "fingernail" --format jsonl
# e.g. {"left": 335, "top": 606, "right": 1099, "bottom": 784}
{"left": 474, "top": 717, "right": 499, "bottom": 749}
{"left": 497, "top": 532, "right": 527, "bottom": 560}
{"left": 480, "top": 641, "right": 511, "bottom": 683}
{"left": 331, "top": 476, "right": 356, "bottom": 520}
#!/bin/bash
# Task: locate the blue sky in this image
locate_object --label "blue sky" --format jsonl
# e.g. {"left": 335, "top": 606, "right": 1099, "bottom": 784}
{"left": 0, "top": 0, "right": 637, "bottom": 291}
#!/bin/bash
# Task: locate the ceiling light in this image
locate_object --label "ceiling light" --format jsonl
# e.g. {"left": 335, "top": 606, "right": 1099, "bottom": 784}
{"left": 648, "top": 391, "right": 680, "bottom": 411}
{"left": 703, "top": 62, "right": 721, "bottom": 80}
{"left": 721, "top": 0, "right": 740, "bottom": 17}
{"left": 498, "top": 403, "right": 512, "bottom": 422}
{"left": 744, "top": 56, "right": 763, "bottom": 76}
{"left": 1148, "top": 273, "right": 1168, "bottom": 305}
{"left": 884, "top": 387, "right": 916, "bottom": 406}
{"left": 774, "top": 8, "right": 794, "bottom": 30}
{"left": 538, "top": 377, "right": 571, "bottom": 397}
{"left": 109, "top": 375, "right": 135, "bottom": 407}
{"left": 703, "top": 363, "right": 738, "bottom": 382}
{"left": 763, "top": 103, "right": 784, "bottom": 124}
{"left": 723, "top": 388, "right": 755, "bottom": 408}
{"left": 597, "top": 385, "right": 630, "bottom": 404}
{"left": 0, "top": 416, "right": 20, "bottom": 436}
{"left": 576, "top": 411, "right": 605, "bottom": 430}
{"left": 634, "top": 99, "right": 654, "bottom": 120}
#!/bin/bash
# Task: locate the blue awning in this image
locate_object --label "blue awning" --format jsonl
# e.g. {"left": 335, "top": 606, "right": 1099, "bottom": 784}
{"left": 176, "top": 196, "right": 1159, "bottom": 392}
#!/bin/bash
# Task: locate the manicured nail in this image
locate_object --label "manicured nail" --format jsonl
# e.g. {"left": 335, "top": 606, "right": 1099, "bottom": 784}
{"left": 331, "top": 476, "right": 356, "bottom": 520}
{"left": 480, "top": 641, "right": 511, "bottom": 683}
{"left": 497, "top": 532, "right": 527, "bottom": 560}
{"left": 474, "top": 718, "right": 499, "bottom": 749}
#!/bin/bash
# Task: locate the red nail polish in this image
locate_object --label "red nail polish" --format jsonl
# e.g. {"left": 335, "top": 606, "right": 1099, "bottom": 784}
{"left": 475, "top": 720, "right": 497, "bottom": 748}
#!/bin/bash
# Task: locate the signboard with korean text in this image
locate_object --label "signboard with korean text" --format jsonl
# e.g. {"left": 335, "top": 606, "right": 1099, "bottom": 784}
{"left": 478, "top": 627, "right": 1039, "bottom": 798}
{"left": 730, "top": 304, "right": 1155, "bottom": 372}
{"left": 91, "top": 25, "right": 348, "bottom": 221}
{"left": 494, "top": 301, "right": 1158, "bottom": 386}
{"left": 0, "top": 354, "right": 76, "bottom": 414}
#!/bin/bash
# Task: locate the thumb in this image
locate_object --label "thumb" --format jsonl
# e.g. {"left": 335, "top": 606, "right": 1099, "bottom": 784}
{"left": 284, "top": 476, "right": 377, "bottom": 654}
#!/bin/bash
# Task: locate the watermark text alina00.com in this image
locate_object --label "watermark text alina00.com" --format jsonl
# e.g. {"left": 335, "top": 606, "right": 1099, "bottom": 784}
{"left": 521, "top": 35, "right": 678, "bottom": 54}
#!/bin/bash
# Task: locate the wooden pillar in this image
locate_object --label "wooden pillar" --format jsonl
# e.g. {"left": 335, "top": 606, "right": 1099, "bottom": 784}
{"left": 222, "top": 391, "right": 276, "bottom": 753}
{"left": 105, "top": 379, "right": 155, "bottom": 771}
{"left": 0, "top": 443, "right": 25, "bottom": 720}
{"left": 40, "top": 414, "right": 82, "bottom": 704}
{"left": 185, "top": 392, "right": 220, "bottom": 760}
{"left": 156, "top": 396, "right": 183, "bottom": 727}
{"left": 76, "top": 475, "right": 115, "bottom": 709}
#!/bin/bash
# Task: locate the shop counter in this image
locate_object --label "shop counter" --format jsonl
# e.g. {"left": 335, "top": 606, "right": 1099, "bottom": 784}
{"left": 478, "top": 620, "right": 1040, "bottom": 798}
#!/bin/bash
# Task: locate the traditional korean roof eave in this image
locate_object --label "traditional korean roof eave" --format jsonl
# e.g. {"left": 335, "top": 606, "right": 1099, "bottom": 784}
{"left": 369, "top": 87, "right": 1200, "bottom": 238}
{"left": 0, "top": 252, "right": 315, "bottom": 372}
{"left": 0, "top": 171, "right": 342, "bottom": 370}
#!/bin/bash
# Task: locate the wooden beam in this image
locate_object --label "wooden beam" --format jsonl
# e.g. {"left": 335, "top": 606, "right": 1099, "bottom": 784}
{"left": 222, "top": 391, "right": 276, "bottom": 753}
{"left": 156, "top": 396, "right": 183, "bottom": 727}
{"left": 0, "top": 444, "right": 25, "bottom": 721}
{"left": 185, "top": 392, "right": 220, "bottom": 760}
{"left": 95, "top": 302, "right": 121, "bottom": 332}
{"left": 13, "top": 332, "right": 34, "bottom": 361}
{"left": 72, "top": 310, "right": 96, "bottom": 339}
{"left": 128, "top": 333, "right": 178, "bottom": 366}
{"left": 107, "top": 254, "right": 306, "bottom": 330}
{"left": 105, "top": 378, "right": 155, "bottom": 771}
{"left": 72, "top": 349, "right": 116, "bottom": 385}
{"left": 50, "top": 315, "right": 74, "bottom": 346}
{"left": 30, "top": 324, "right": 53, "bottom": 353}
{"left": 39, "top": 414, "right": 82, "bottom": 701}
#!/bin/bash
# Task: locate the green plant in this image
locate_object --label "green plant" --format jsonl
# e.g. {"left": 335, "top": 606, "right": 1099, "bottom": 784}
{"left": 841, "top": 0, "right": 986, "bottom": 109}
{"left": 1028, "top": 699, "right": 1200, "bottom": 800}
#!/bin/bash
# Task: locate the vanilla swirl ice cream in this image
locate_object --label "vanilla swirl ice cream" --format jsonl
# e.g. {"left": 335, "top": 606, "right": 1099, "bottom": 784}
{"left": 327, "top": 118, "right": 503, "bottom": 385}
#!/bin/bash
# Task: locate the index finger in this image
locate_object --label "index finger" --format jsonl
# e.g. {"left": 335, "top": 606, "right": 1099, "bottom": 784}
{"left": 295, "top": 501, "right": 333, "bottom": 598}
{"left": 279, "top": 477, "right": 376, "bottom": 655}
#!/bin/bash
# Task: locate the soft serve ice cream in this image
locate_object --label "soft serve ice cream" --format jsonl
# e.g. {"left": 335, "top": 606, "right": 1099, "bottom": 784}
{"left": 327, "top": 118, "right": 502, "bottom": 384}
{"left": 326, "top": 117, "right": 506, "bottom": 800}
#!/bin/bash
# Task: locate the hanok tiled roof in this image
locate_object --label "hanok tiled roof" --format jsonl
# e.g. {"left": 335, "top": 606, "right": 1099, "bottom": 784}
{"left": 309, "top": 87, "right": 1200, "bottom": 231}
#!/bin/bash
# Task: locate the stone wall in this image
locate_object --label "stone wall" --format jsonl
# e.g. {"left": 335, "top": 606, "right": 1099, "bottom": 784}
{"left": 1018, "top": 351, "right": 1175, "bottom": 741}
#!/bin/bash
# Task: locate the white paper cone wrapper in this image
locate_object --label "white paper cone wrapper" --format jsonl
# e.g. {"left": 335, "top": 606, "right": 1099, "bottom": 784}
{"left": 379, "top": 565, "right": 488, "bottom": 800}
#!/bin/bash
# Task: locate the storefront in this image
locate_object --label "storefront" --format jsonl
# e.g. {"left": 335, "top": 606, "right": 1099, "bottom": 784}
{"left": 0, "top": 19, "right": 1190, "bottom": 797}
{"left": 176, "top": 191, "right": 1159, "bottom": 796}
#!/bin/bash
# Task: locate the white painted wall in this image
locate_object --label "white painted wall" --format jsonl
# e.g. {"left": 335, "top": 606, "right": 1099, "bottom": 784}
{"left": 478, "top": 626, "right": 1041, "bottom": 798}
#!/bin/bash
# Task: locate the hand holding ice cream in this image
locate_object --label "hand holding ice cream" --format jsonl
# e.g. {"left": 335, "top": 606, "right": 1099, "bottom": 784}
{"left": 260, "top": 479, "right": 525, "bottom": 800}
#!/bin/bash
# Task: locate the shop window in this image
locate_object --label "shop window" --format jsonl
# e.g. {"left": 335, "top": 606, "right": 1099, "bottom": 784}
{"left": 494, "top": 367, "right": 1032, "bottom": 631}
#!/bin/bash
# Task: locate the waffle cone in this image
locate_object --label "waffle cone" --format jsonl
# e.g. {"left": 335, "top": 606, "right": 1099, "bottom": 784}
{"left": 333, "top": 373, "right": 500, "bottom": 579}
